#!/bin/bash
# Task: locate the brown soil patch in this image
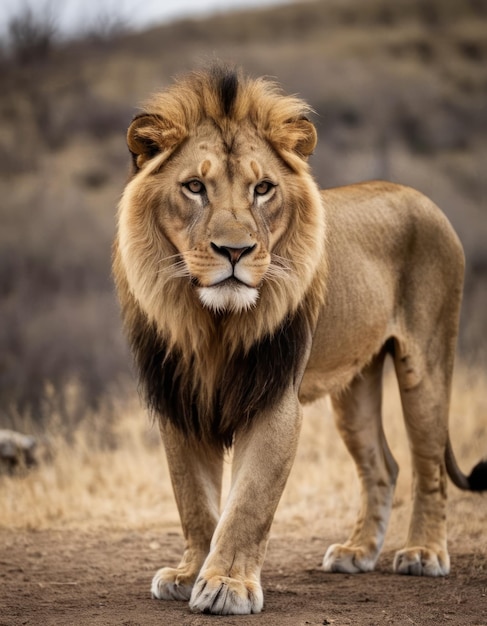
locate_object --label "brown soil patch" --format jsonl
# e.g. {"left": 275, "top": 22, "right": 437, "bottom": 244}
{"left": 1, "top": 528, "right": 486, "bottom": 626}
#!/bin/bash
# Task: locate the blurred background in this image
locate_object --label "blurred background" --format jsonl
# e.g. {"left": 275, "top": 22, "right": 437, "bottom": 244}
{"left": 1, "top": 0, "right": 486, "bottom": 427}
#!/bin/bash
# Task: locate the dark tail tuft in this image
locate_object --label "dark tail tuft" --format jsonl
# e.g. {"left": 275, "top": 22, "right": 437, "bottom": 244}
{"left": 445, "top": 438, "right": 487, "bottom": 492}
{"left": 468, "top": 460, "right": 487, "bottom": 492}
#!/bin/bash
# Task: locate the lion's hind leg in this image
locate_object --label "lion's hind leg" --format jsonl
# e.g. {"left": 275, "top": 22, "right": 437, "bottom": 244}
{"left": 391, "top": 338, "right": 453, "bottom": 577}
{"left": 324, "top": 347, "right": 398, "bottom": 574}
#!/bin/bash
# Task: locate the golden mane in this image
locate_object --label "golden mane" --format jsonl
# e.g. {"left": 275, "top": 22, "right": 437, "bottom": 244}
{"left": 129, "top": 64, "right": 318, "bottom": 171}
{"left": 114, "top": 65, "right": 327, "bottom": 444}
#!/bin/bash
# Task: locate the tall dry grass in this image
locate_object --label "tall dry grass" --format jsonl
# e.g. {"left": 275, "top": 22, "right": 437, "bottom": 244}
{"left": 1, "top": 363, "right": 486, "bottom": 555}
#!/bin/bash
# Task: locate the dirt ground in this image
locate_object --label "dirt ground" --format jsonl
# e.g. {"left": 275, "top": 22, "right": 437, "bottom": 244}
{"left": 1, "top": 528, "right": 486, "bottom": 626}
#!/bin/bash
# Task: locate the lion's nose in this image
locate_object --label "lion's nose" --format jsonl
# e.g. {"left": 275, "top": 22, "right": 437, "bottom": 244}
{"left": 211, "top": 243, "right": 256, "bottom": 266}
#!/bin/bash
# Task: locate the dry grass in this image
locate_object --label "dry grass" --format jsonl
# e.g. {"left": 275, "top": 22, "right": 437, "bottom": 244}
{"left": 1, "top": 363, "right": 486, "bottom": 555}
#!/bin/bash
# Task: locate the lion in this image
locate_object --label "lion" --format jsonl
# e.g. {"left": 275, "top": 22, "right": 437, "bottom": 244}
{"left": 113, "top": 64, "right": 487, "bottom": 615}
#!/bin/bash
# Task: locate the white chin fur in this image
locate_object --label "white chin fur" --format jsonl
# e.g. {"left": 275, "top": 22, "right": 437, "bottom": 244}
{"left": 198, "top": 284, "right": 259, "bottom": 313}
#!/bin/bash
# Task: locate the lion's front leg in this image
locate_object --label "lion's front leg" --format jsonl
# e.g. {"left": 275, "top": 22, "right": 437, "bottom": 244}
{"left": 151, "top": 424, "right": 223, "bottom": 602}
{"left": 189, "top": 393, "right": 302, "bottom": 615}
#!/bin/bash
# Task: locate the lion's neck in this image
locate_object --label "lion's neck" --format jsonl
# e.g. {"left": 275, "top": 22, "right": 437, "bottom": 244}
{"left": 135, "top": 304, "right": 312, "bottom": 447}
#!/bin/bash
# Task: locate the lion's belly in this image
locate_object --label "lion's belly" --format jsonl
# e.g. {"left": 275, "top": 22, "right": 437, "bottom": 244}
{"left": 299, "top": 346, "right": 383, "bottom": 403}
{"left": 298, "top": 231, "right": 399, "bottom": 403}
{"left": 299, "top": 364, "right": 363, "bottom": 403}
{"left": 299, "top": 297, "right": 395, "bottom": 403}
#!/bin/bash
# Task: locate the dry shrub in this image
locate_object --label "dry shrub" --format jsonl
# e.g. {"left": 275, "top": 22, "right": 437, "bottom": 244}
{"left": 0, "top": 152, "right": 131, "bottom": 421}
{"left": 7, "top": 5, "right": 57, "bottom": 64}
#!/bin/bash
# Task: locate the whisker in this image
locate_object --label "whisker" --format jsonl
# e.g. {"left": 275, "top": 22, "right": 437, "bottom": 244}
{"left": 156, "top": 248, "right": 209, "bottom": 284}
{"left": 263, "top": 264, "right": 295, "bottom": 286}
{"left": 262, "top": 253, "right": 302, "bottom": 287}
{"left": 271, "top": 253, "right": 307, "bottom": 270}
{"left": 156, "top": 252, "right": 185, "bottom": 265}
{"left": 266, "top": 264, "right": 289, "bottom": 277}
{"left": 157, "top": 258, "right": 191, "bottom": 279}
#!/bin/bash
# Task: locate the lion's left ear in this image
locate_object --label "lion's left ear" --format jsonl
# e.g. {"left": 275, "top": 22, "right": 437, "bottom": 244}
{"left": 268, "top": 117, "right": 317, "bottom": 161}
{"left": 290, "top": 117, "right": 317, "bottom": 158}
{"left": 127, "top": 113, "right": 185, "bottom": 170}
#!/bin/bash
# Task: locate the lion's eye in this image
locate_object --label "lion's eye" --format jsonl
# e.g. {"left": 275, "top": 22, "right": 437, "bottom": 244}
{"left": 254, "top": 181, "right": 275, "bottom": 196}
{"left": 183, "top": 180, "right": 205, "bottom": 195}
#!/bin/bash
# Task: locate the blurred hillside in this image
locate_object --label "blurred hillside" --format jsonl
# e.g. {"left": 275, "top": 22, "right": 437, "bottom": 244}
{"left": 1, "top": 0, "right": 486, "bottom": 422}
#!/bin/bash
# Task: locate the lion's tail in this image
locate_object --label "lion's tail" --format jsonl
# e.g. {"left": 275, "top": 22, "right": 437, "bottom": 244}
{"left": 445, "top": 438, "right": 487, "bottom": 491}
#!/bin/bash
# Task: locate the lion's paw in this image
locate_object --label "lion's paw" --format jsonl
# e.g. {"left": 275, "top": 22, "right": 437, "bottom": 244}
{"left": 189, "top": 573, "right": 263, "bottom": 615}
{"left": 151, "top": 567, "right": 194, "bottom": 601}
{"left": 323, "top": 544, "right": 377, "bottom": 574}
{"left": 393, "top": 547, "right": 450, "bottom": 577}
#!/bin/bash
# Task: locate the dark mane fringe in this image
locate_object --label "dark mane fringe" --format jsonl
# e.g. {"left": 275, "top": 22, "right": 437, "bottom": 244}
{"left": 212, "top": 64, "right": 239, "bottom": 117}
{"left": 129, "top": 305, "right": 311, "bottom": 448}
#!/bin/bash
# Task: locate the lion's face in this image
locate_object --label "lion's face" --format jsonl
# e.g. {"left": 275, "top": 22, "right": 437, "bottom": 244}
{"left": 119, "top": 120, "right": 317, "bottom": 318}
{"left": 149, "top": 120, "right": 292, "bottom": 313}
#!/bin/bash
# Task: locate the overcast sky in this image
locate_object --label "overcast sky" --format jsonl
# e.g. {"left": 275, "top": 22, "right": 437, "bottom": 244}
{"left": 1, "top": 0, "right": 290, "bottom": 38}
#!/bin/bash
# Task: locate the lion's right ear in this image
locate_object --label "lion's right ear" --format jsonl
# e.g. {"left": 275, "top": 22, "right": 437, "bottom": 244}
{"left": 127, "top": 114, "right": 185, "bottom": 170}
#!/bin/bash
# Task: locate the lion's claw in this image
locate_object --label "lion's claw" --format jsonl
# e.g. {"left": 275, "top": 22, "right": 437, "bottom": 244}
{"left": 393, "top": 547, "right": 450, "bottom": 577}
{"left": 189, "top": 574, "right": 263, "bottom": 615}
{"left": 151, "top": 567, "right": 194, "bottom": 601}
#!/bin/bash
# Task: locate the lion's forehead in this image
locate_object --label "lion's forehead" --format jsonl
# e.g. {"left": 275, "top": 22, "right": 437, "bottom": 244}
{"left": 192, "top": 151, "right": 264, "bottom": 181}
{"left": 183, "top": 124, "right": 275, "bottom": 184}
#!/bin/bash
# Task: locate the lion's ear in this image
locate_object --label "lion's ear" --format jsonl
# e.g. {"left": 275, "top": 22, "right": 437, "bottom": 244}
{"left": 127, "top": 114, "right": 185, "bottom": 170}
{"left": 267, "top": 116, "right": 317, "bottom": 162}
{"left": 291, "top": 118, "right": 317, "bottom": 158}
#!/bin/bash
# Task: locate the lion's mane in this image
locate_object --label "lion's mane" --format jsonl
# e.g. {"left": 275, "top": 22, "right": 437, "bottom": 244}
{"left": 113, "top": 65, "right": 327, "bottom": 446}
